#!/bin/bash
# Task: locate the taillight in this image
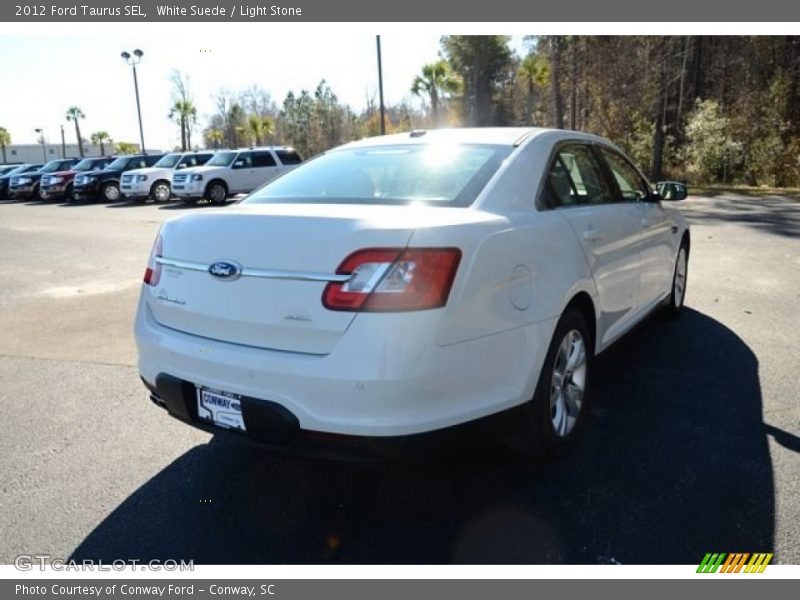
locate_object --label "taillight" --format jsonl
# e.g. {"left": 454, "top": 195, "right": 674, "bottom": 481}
{"left": 323, "top": 247, "right": 461, "bottom": 312}
{"left": 143, "top": 234, "right": 163, "bottom": 286}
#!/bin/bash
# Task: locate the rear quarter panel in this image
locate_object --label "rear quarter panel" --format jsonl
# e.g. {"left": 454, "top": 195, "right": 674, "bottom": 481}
{"left": 408, "top": 210, "right": 597, "bottom": 348}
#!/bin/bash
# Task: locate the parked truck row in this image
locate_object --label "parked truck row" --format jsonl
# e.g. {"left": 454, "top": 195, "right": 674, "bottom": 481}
{"left": 0, "top": 146, "right": 303, "bottom": 205}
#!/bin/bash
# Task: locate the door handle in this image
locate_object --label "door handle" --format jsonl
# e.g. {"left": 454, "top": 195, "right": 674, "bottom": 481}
{"left": 582, "top": 227, "right": 602, "bottom": 242}
{"left": 671, "top": 225, "right": 679, "bottom": 234}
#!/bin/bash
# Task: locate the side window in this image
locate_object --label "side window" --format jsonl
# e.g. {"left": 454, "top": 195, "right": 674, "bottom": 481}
{"left": 252, "top": 152, "right": 277, "bottom": 168}
{"left": 145, "top": 156, "right": 160, "bottom": 167}
{"left": 599, "top": 148, "right": 650, "bottom": 201}
{"left": 233, "top": 153, "right": 253, "bottom": 168}
{"left": 540, "top": 144, "right": 615, "bottom": 208}
{"left": 275, "top": 150, "right": 302, "bottom": 165}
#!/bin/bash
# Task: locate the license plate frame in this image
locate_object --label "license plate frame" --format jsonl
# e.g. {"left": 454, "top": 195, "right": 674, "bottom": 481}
{"left": 196, "top": 386, "right": 246, "bottom": 432}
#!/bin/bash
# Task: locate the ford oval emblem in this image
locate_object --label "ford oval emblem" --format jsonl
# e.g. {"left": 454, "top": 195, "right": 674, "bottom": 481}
{"left": 208, "top": 260, "right": 242, "bottom": 281}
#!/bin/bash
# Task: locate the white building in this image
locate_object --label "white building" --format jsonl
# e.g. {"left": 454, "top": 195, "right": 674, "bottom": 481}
{"left": 1, "top": 143, "right": 140, "bottom": 165}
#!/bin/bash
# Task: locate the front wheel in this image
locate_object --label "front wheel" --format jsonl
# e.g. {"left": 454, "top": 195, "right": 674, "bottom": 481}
{"left": 150, "top": 181, "right": 171, "bottom": 203}
{"left": 206, "top": 182, "right": 227, "bottom": 205}
{"left": 507, "top": 308, "right": 593, "bottom": 459}
{"left": 664, "top": 244, "right": 688, "bottom": 319}
{"left": 102, "top": 182, "right": 121, "bottom": 202}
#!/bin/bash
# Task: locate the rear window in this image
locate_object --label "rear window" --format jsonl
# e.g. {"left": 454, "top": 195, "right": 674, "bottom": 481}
{"left": 244, "top": 143, "right": 512, "bottom": 207}
{"left": 275, "top": 150, "right": 303, "bottom": 165}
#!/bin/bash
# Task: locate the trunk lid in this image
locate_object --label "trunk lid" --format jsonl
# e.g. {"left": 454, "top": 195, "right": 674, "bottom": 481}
{"left": 146, "top": 203, "right": 427, "bottom": 354}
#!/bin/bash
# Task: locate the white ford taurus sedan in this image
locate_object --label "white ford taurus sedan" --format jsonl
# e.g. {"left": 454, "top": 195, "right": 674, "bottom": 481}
{"left": 135, "top": 128, "right": 690, "bottom": 459}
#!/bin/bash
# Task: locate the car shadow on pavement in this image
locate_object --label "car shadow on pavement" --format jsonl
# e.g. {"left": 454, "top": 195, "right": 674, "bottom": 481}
{"left": 70, "top": 308, "right": 773, "bottom": 564}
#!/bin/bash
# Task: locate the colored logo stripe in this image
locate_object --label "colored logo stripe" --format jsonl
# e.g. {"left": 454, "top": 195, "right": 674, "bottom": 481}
{"left": 697, "top": 552, "right": 773, "bottom": 573}
{"left": 697, "top": 553, "right": 726, "bottom": 573}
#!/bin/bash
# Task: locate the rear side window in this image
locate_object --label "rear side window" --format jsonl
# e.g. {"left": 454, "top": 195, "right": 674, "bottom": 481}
{"left": 275, "top": 150, "right": 302, "bottom": 165}
{"left": 540, "top": 144, "right": 615, "bottom": 208}
{"left": 253, "top": 152, "right": 277, "bottom": 167}
{"left": 599, "top": 148, "right": 650, "bottom": 201}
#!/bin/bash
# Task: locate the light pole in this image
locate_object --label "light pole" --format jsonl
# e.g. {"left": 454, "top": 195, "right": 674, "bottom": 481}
{"left": 34, "top": 128, "right": 47, "bottom": 161}
{"left": 376, "top": 35, "right": 386, "bottom": 135}
{"left": 121, "top": 49, "right": 146, "bottom": 153}
{"left": 60, "top": 125, "right": 66, "bottom": 158}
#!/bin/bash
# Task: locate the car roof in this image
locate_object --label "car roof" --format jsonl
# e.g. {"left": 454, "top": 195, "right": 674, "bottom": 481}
{"left": 338, "top": 127, "right": 614, "bottom": 150}
{"left": 230, "top": 146, "right": 295, "bottom": 152}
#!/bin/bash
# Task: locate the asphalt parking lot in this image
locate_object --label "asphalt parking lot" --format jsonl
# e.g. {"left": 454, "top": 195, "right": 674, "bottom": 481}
{"left": 0, "top": 193, "right": 798, "bottom": 565}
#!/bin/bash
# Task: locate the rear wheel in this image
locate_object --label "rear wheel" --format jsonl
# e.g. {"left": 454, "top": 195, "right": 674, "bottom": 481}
{"left": 664, "top": 243, "right": 688, "bottom": 319}
{"left": 206, "top": 181, "right": 227, "bottom": 205}
{"left": 507, "top": 308, "right": 592, "bottom": 459}
{"left": 102, "top": 182, "right": 121, "bottom": 202}
{"left": 150, "top": 180, "right": 171, "bottom": 203}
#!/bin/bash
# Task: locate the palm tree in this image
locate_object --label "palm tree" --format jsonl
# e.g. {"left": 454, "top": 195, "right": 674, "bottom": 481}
{"left": 115, "top": 142, "right": 138, "bottom": 155}
{"left": 518, "top": 54, "right": 549, "bottom": 125}
{"left": 0, "top": 127, "right": 10, "bottom": 163}
{"left": 248, "top": 115, "right": 275, "bottom": 146}
{"left": 411, "top": 60, "right": 461, "bottom": 126}
{"left": 65, "top": 107, "right": 86, "bottom": 157}
{"left": 90, "top": 131, "right": 112, "bottom": 155}
{"left": 169, "top": 100, "right": 198, "bottom": 151}
{"left": 206, "top": 128, "right": 224, "bottom": 149}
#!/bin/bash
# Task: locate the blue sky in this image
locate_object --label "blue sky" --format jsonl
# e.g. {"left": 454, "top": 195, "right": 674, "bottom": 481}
{"left": 0, "top": 32, "right": 527, "bottom": 150}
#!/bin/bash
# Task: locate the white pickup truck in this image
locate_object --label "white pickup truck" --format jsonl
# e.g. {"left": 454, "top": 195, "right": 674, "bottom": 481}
{"left": 171, "top": 147, "right": 303, "bottom": 204}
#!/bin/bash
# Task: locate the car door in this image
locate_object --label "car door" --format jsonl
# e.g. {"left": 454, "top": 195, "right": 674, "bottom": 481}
{"left": 540, "top": 142, "right": 642, "bottom": 346}
{"left": 251, "top": 150, "right": 281, "bottom": 189}
{"left": 598, "top": 147, "right": 675, "bottom": 311}
{"left": 230, "top": 151, "right": 256, "bottom": 193}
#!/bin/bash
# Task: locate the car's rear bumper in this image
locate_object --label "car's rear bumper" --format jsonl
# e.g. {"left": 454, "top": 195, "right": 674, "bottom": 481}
{"left": 135, "top": 293, "right": 554, "bottom": 438}
{"left": 143, "top": 373, "right": 524, "bottom": 461}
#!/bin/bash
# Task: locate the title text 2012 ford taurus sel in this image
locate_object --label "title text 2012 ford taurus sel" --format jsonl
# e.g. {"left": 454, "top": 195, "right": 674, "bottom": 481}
{"left": 134, "top": 128, "right": 690, "bottom": 459}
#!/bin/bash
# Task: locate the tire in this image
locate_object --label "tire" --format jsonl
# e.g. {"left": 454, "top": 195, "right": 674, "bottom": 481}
{"left": 102, "top": 182, "right": 121, "bottom": 202}
{"left": 150, "top": 180, "right": 171, "bottom": 203}
{"left": 206, "top": 181, "right": 228, "bottom": 205}
{"left": 664, "top": 243, "right": 688, "bottom": 319}
{"left": 507, "top": 308, "right": 593, "bottom": 459}
{"left": 64, "top": 184, "right": 73, "bottom": 202}
{"left": 37, "top": 185, "right": 47, "bottom": 202}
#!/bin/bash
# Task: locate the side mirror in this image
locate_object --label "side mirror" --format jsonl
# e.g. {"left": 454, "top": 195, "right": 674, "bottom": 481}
{"left": 176, "top": 164, "right": 186, "bottom": 170}
{"left": 656, "top": 181, "right": 688, "bottom": 201}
